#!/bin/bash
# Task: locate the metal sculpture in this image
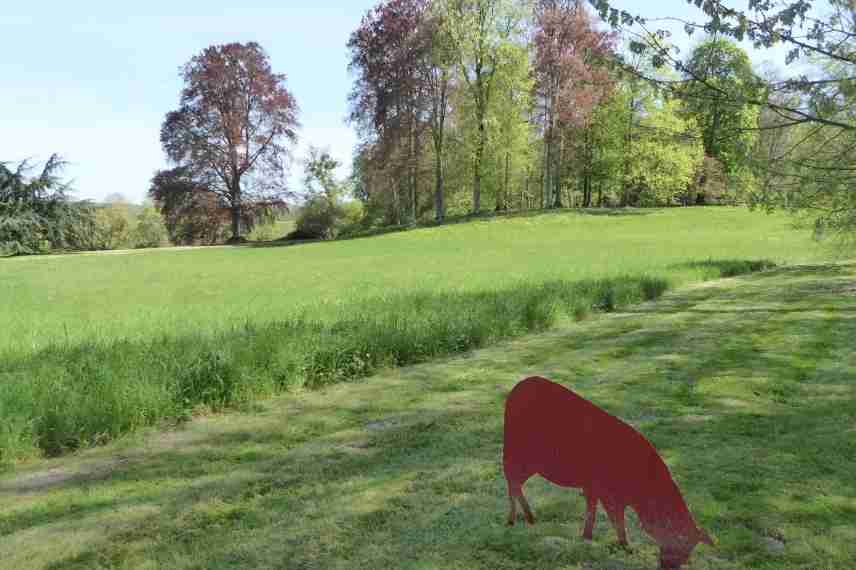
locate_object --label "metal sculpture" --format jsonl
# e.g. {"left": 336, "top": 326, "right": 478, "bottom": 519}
{"left": 503, "top": 376, "right": 713, "bottom": 569}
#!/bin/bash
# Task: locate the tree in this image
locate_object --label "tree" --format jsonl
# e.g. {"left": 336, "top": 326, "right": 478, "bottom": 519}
{"left": 422, "top": 7, "right": 456, "bottom": 221}
{"left": 149, "top": 167, "right": 229, "bottom": 245}
{"left": 132, "top": 206, "right": 168, "bottom": 248}
{"left": 349, "top": 0, "right": 433, "bottom": 225}
{"left": 92, "top": 205, "right": 132, "bottom": 250}
{"left": 627, "top": 98, "right": 705, "bottom": 206}
{"left": 296, "top": 147, "right": 349, "bottom": 240}
{"left": 0, "top": 155, "right": 94, "bottom": 256}
{"left": 439, "top": 0, "right": 528, "bottom": 214}
{"left": 160, "top": 42, "right": 299, "bottom": 243}
{"left": 591, "top": 0, "right": 856, "bottom": 238}
{"left": 491, "top": 40, "right": 535, "bottom": 211}
{"left": 680, "top": 38, "right": 760, "bottom": 196}
{"left": 534, "top": 0, "right": 615, "bottom": 208}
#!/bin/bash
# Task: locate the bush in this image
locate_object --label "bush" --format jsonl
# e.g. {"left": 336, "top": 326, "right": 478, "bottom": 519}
{"left": 132, "top": 207, "right": 168, "bottom": 248}
{"left": 295, "top": 195, "right": 346, "bottom": 240}
{"left": 91, "top": 205, "right": 132, "bottom": 250}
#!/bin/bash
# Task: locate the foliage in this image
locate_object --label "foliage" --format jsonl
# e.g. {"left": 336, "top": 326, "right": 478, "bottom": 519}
{"left": 149, "top": 167, "right": 229, "bottom": 245}
{"left": 90, "top": 205, "right": 132, "bottom": 250}
{"left": 680, "top": 38, "right": 761, "bottom": 196}
{"left": 294, "top": 148, "right": 350, "bottom": 240}
{"left": 439, "top": 0, "right": 530, "bottom": 213}
{"left": 294, "top": 196, "right": 346, "bottom": 240}
{"left": 132, "top": 206, "right": 168, "bottom": 248}
{"left": 533, "top": 0, "right": 617, "bottom": 210}
{"left": 591, "top": 0, "right": 856, "bottom": 241}
{"left": 0, "top": 155, "right": 95, "bottom": 256}
{"left": 627, "top": 98, "right": 705, "bottom": 206}
{"left": 160, "top": 42, "right": 299, "bottom": 241}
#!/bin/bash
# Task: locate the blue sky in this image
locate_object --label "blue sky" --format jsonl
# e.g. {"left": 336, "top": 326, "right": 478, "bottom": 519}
{"left": 1, "top": 1, "right": 788, "bottom": 203}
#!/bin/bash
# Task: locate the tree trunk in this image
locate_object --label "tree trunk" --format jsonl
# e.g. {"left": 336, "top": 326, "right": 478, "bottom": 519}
{"left": 553, "top": 132, "right": 564, "bottom": 208}
{"left": 434, "top": 147, "right": 445, "bottom": 222}
{"left": 622, "top": 89, "right": 634, "bottom": 208}
{"left": 523, "top": 169, "right": 530, "bottom": 210}
{"left": 543, "top": 98, "right": 554, "bottom": 209}
{"left": 410, "top": 117, "right": 417, "bottom": 223}
{"left": 500, "top": 150, "right": 510, "bottom": 212}
{"left": 230, "top": 205, "right": 241, "bottom": 241}
{"left": 432, "top": 78, "right": 448, "bottom": 223}
{"left": 394, "top": 183, "right": 401, "bottom": 226}
{"left": 474, "top": 113, "right": 485, "bottom": 214}
{"left": 543, "top": 135, "right": 552, "bottom": 208}
{"left": 229, "top": 180, "right": 242, "bottom": 241}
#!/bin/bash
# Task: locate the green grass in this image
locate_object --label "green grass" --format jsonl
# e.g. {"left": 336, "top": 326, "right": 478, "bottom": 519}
{"left": 0, "top": 208, "right": 828, "bottom": 462}
{"left": 1, "top": 263, "right": 853, "bottom": 569}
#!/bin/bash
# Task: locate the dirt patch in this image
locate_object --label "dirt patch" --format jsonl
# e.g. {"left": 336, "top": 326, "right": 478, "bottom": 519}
{"left": 785, "top": 279, "right": 856, "bottom": 298}
{"left": 366, "top": 419, "right": 401, "bottom": 432}
{"left": 1, "top": 427, "right": 207, "bottom": 495}
{"left": 0, "top": 457, "right": 131, "bottom": 494}
{"left": 761, "top": 536, "right": 786, "bottom": 556}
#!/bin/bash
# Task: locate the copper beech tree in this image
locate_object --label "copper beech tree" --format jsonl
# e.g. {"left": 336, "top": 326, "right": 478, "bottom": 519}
{"left": 534, "top": 0, "right": 615, "bottom": 208}
{"left": 160, "top": 42, "right": 299, "bottom": 242}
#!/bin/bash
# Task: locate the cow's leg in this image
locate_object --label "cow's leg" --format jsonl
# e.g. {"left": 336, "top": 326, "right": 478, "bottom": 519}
{"left": 603, "top": 498, "right": 629, "bottom": 548}
{"left": 582, "top": 489, "right": 598, "bottom": 540}
{"left": 506, "top": 474, "right": 536, "bottom": 526}
{"left": 518, "top": 492, "right": 536, "bottom": 525}
{"left": 507, "top": 495, "right": 519, "bottom": 527}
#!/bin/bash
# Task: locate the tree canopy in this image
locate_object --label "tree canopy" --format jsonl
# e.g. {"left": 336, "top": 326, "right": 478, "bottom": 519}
{"left": 0, "top": 155, "right": 94, "bottom": 256}
{"left": 160, "top": 42, "right": 299, "bottom": 242}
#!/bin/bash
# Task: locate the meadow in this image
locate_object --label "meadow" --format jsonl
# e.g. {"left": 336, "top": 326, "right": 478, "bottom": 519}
{"left": 0, "top": 208, "right": 827, "bottom": 462}
{"left": 2, "top": 262, "right": 853, "bottom": 569}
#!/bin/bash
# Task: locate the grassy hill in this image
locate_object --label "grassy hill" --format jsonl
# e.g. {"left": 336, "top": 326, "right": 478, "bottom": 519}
{"left": 0, "top": 208, "right": 829, "bottom": 462}
{"left": 2, "top": 262, "right": 853, "bottom": 569}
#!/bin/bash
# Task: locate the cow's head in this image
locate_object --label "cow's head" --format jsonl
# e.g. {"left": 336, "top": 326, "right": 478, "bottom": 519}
{"left": 658, "top": 527, "right": 714, "bottom": 569}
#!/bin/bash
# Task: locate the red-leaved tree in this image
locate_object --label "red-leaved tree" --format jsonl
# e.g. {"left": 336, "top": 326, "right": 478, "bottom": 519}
{"left": 160, "top": 42, "right": 299, "bottom": 242}
{"left": 349, "top": 0, "right": 454, "bottom": 223}
{"left": 534, "top": 1, "right": 615, "bottom": 208}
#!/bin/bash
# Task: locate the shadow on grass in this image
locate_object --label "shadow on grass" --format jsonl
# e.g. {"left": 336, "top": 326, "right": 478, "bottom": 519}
{"left": 2, "top": 262, "right": 855, "bottom": 569}
{"left": 669, "top": 258, "right": 778, "bottom": 278}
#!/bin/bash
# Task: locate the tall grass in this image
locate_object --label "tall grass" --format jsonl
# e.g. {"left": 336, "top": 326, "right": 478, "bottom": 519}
{"left": 1, "top": 268, "right": 779, "bottom": 463}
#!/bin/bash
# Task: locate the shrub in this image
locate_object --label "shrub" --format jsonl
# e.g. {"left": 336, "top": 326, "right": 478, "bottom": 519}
{"left": 133, "top": 206, "right": 168, "bottom": 248}
{"left": 91, "top": 205, "right": 132, "bottom": 250}
{"left": 295, "top": 195, "right": 346, "bottom": 240}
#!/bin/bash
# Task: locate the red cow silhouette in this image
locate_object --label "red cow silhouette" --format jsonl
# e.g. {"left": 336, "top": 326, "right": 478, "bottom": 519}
{"left": 503, "top": 376, "right": 714, "bottom": 569}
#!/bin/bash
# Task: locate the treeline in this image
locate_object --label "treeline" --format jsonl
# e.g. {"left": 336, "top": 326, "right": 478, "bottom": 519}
{"left": 345, "top": 0, "right": 763, "bottom": 226}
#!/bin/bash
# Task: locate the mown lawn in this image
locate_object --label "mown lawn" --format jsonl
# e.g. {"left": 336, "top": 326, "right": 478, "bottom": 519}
{"left": 0, "top": 208, "right": 831, "bottom": 461}
{"left": 1, "top": 263, "right": 853, "bottom": 569}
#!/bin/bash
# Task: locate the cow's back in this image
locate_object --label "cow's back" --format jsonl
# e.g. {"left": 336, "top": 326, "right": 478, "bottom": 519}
{"left": 504, "top": 377, "right": 663, "bottom": 496}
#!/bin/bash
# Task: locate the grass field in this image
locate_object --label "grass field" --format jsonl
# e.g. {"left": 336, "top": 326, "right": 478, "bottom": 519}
{"left": 0, "top": 208, "right": 830, "bottom": 462}
{"left": 1, "top": 263, "right": 853, "bottom": 569}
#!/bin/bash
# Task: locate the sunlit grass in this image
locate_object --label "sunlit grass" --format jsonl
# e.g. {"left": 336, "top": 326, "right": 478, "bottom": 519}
{"left": 0, "top": 208, "right": 827, "bottom": 461}
{"left": 1, "top": 263, "right": 853, "bottom": 569}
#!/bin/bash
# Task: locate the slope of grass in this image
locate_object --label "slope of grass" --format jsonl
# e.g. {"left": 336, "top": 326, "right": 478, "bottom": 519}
{"left": 1, "top": 263, "right": 853, "bottom": 569}
{"left": 1, "top": 208, "right": 821, "bottom": 353}
{"left": 0, "top": 208, "right": 826, "bottom": 462}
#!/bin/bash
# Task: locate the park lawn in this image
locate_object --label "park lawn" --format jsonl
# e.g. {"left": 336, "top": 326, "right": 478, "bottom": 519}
{"left": 0, "top": 208, "right": 824, "bottom": 355}
{"left": 1, "top": 262, "right": 854, "bottom": 569}
{"left": 0, "top": 207, "right": 836, "bottom": 462}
